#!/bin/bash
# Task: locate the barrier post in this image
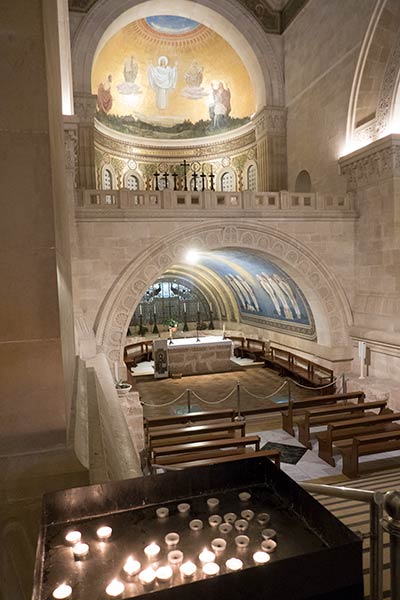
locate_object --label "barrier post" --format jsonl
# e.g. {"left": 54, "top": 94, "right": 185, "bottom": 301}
{"left": 186, "top": 389, "right": 191, "bottom": 415}
{"left": 234, "top": 381, "right": 245, "bottom": 421}
{"left": 384, "top": 491, "right": 400, "bottom": 600}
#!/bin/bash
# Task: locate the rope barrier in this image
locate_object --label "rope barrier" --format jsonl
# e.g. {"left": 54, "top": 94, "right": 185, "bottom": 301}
{"left": 140, "top": 389, "right": 187, "bottom": 408}
{"left": 287, "top": 376, "right": 339, "bottom": 390}
{"left": 241, "top": 380, "right": 288, "bottom": 399}
{"left": 191, "top": 387, "right": 237, "bottom": 405}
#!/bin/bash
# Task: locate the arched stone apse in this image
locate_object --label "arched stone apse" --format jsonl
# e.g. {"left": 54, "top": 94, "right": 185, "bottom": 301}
{"left": 94, "top": 221, "right": 352, "bottom": 363}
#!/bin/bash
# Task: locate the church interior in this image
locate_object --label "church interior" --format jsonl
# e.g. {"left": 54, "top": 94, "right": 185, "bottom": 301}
{"left": 2, "top": 0, "right": 400, "bottom": 598}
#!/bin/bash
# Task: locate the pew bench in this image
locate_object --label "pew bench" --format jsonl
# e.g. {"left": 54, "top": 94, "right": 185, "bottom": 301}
{"left": 153, "top": 449, "right": 281, "bottom": 471}
{"left": 148, "top": 420, "right": 246, "bottom": 452}
{"left": 338, "top": 430, "right": 400, "bottom": 478}
{"left": 297, "top": 399, "right": 389, "bottom": 448}
{"left": 144, "top": 409, "right": 235, "bottom": 443}
{"left": 152, "top": 434, "right": 261, "bottom": 464}
{"left": 316, "top": 411, "right": 400, "bottom": 466}
{"left": 281, "top": 391, "right": 366, "bottom": 437}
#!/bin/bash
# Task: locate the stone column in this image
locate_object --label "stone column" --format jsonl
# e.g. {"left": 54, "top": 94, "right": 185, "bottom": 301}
{"left": 74, "top": 92, "right": 97, "bottom": 189}
{"left": 255, "top": 106, "right": 287, "bottom": 191}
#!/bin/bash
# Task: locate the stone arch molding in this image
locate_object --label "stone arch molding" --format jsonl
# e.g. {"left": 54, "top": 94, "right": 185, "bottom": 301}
{"left": 95, "top": 221, "right": 352, "bottom": 363}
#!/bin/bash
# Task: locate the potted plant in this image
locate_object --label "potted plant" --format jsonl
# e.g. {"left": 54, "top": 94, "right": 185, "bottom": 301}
{"left": 165, "top": 318, "right": 179, "bottom": 332}
{"left": 115, "top": 379, "right": 132, "bottom": 396}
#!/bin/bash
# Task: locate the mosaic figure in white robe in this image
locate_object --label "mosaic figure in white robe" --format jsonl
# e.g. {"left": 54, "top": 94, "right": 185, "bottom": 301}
{"left": 236, "top": 275, "right": 260, "bottom": 312}
{"left": 148, "top": 56, "right": 177, "bottom": 110}
{"left": 226, "top": 274, "right": 247, "bottom": 310}
{"left": 272, "top": 274, "right": 302, "bottom": 319}
{"left": 264, "top": 273, "right": 294, "bottom": 320}
{"left": 256, "top": 274, "right": 282, "bottom": 316}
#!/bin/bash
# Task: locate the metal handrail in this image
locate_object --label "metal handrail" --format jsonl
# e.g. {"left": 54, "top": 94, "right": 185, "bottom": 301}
{"left": 302, "top": 482, "right": 384, "bottom": 600}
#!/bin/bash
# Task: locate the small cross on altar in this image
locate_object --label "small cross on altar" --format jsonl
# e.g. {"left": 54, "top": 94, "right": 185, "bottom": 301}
{"left": 153, "top": 170, "right": 160, "bottom": 191}
{"left": 200, "top": 171, "right": 207, "bottom": 191}
{"left": 162, "top": 171, "right": 169, "bottom": 189}
{"left": 209, "top": 167, "right": 215, "bottom": 191}
{"left": 172, "top": 172, "right": 179, "bottom": 191}
{"left": 191, "top": 171, "right": 198, "bottom": 191}
{"left": 180, "top": 159, "right": 189, "bottom": 191}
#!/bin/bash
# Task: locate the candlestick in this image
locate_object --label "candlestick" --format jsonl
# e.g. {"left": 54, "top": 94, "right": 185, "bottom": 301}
{"left": 65, "top": 531, "right": 81, "bottom": 545}
{"left": 156, "top": 507, "right": 169, "bottom": 519}
{"left": 211, "top": 538, "right": 227, "bottom": 553}
{"left": 96, "top": 526, "right": 112, "bottom": 541}
{"left": 197, "top": 302, "right": 200, "bottom": 311}
{"left": 139, "top": 304, "right": 142, "bottom": 315}
{"left": 225, "top": 558, "right": 243, "bottom": 572}
{"left": 180, "top": 560, "right": 197, "bottom": 578}
{"left": 52, "top": 584, "right": 72, "bottom": 599}
{"left": 168, "top": 549, "right": 183, "bottom": 565}
{"left": 105, "top": 579, "right": 125, "bottom": 597}
{"left": 208, "top": 515, "right": 222, "bottom": 527}
{"left": 155, "top": 565, "right": 173, "bottom": 582}
{"left": 199, "top": 548, "right": 215, "bottom": 564}
{"left": 144, "top": 542, "right": 160, "bottom": 560}
{"left": 164, "top": 532, "right": 180, "bottom": 546}
{"left": 253, "top": 551, "right": 271, "bottom": 565}
{"left": 183, "top": 302, "right": 186, "bottom": 313}
{"left": 123, "top": 556, "right": 141, "bottom": 577}
{"left": 202, "top": 562, "right": 220, "bottom": 577}
{"left": 139, "top": 567, "right": 156, "bottom": 586}
{"left": 189, "top": 519, "right": 203, "bottom": 531}
{"left": 72, "top": 542, "right": 89, "bottom": 559}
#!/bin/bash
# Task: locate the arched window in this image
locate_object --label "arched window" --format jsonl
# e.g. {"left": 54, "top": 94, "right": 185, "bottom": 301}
{"left": 294, "top": 170, "right": 312, "bottom": 192}
{"left": 126, "top": 174, "right": 139, "bottom": 190}
{"left": 247, "top": 164, "right": 257, "bottom": 191}
{"left": 221, "top": 171, "right": 235, "bottom": 192}
{"left": 102, "top": 168, "right": 113, "bottom": 190}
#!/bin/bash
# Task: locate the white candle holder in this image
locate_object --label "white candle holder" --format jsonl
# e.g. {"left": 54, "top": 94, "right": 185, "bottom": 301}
{"left": 168, "top": 549, "right": 184, "bottom": 566}
{"left": 189, "top": 519, "right": 203, "bottom": 531}
{"left": 234, "top": 519, "right": 249, "bottom": 532}
{"left": 207, "top": 497, "right": 220, "bottom": 510}
{"left": 144, "top": 542, "right": 161, "bottom": 560}
{"left": 123, "top": 556, "right": 141, "bottom": 577}
{"left": 105, "top": 579, "right": 125, "bottom": 598}
{"left": 238, "top": 491, "right": 251, "bottom": 501}
{"left": 65, "top": 531, "right": 81, "bottom": 546}
{"left": 52, "top": 584, "right": 72, "bottom": 599}
{"left": 97, "top": 526, "right": 112, "bottom": 541}
{"left": 72, "top": 542, "right": 89, "bottom": 560}
{"left": 218, "top": 522, "right": 233, "bottom": 535}
{"left": 155, "top": 565, "right": 173, "bottom": 582}
{"left": 177, "top": 503, "right": 190, "bottom": 514}
{"left": 199, "top": 548, "right": 215, "bottom": 564}
{"left": 208, "top": 515, "right": 222, "bottom": 527}
{"left": 156, "top": 507, "right": 169, "bottom": 519}
{"left": 165, "top": 532, "right": 180, "bottom": 547}
{"left": 241, "top": 509, "right": 255, "bottom": 521}
{"left": 234, "top": 535, "right": 250, "bottom": 549}
{"left": 180, "top": 560, "right": 197, "bottom": 578}
{"left": 202, "top": 562, "right": 220, "bottom": 577}
{"left": 211, "top": 538, "right": 227, "bottom": 553}
{"left": 223, "top": 512, "right": 237, "bottom": 524}
{"left": 225, "top": 558, "right": 243, "bottom": 572}
{"left": 261, "top": 539, "right": 277, "bottom": 553}
{"left": 139, "top": 567, "right": 156, "bottom": 586}
{"left": 256, "top": 513, "right": 270, "bottom": 526}
{"left": 253, "top": 551, "right": 271, "bottom": 565}
{"left": 261, "top": 528, "right": 277, "bottom": 540}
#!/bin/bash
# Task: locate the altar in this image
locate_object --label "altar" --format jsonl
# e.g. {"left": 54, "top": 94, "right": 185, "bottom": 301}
{"left": 166, "top": 335, "right": 233, "bottom": 376}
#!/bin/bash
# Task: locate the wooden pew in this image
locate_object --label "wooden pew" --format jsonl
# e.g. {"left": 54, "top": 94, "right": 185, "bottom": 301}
{"left": 338, "top": 430, "right": 400, "bottom": 478}
{"left": 316, "top": 411, "right": 400, "bottom": 466}
{"left": 297, "top": 399, "right": 389, "bottom": 448}
{"left": 264, "top": 346, "right": 334, "bottom": 387}
{"left": 153, "top": 435, "right": 261, "bottom": 464}
{"left": 124, "top": 341, "right": 153, "bottom": 370}
{"left": 235, "top": 338, "right": 266, "bottom": 361}
{"left": 153, "top": 449, "right": 281, "bottom": 471}
{"left": 281, "top": 391, "right": 365, "bottom": 436}
{"left": 144, "top": 409, "right": 235, "bottom": 437}
{"left": 148, "top": 420, "right": 246, "bottom": 452}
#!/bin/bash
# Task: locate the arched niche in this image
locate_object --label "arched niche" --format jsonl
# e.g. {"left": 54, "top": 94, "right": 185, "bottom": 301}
{"left": 294, "top": 170, "right": 312, "bottom": 193}
{"left": 71, "top": 0, "right": 284, "bottom": 108}
{"left": 94, "top": 221, "right": 352, "bottom": 363}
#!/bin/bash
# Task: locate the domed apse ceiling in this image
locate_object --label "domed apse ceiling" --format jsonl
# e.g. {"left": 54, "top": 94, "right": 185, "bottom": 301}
{"left": 183, "top": 250, "right": 316, "bottom": 340}
{"left": 92, "top": 15, "right": 256, "bottom": 140}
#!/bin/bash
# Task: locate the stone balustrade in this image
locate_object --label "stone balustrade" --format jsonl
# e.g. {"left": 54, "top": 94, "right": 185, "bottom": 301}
{"left": 76, "top": 188, "right": 355, "bottom": 215}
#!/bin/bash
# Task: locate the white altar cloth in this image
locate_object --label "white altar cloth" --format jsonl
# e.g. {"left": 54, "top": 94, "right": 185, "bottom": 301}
{"left": 167, "top": 336, "right": 233, "bottom": 375}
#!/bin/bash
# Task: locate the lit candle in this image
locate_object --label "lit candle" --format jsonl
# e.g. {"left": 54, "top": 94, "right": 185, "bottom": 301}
{"left": 139, "top": 567, "right": 156, "bottom": 586}
{"left": 209, "top": 302, "right": 213, "bottom": 312}
{"left": 105, "top": 579, "right": 125, "bottom": 597}
{"left": 155, "top": 565, "right": 173, "bottom": 582}
{"left": 197, "top": 302, "right": 200, "bottom": 312}
{"left": 144, "top": 542, "right": 160, "bottom": 560}
{"left": 52, "top": 584, "right": 72, "bottom": 599}
{"left": 153, "top": 304, "right": 156, "bottom": 315}
{"left": 72, "top": 542, "right": 89, "bottom": 559}
{"left": 189, "top": 519, "right": 203, "bottom": 531}
{"left": 97, "top": 526, "right": 112, "bottom": 541}
{"left": 253, "top": 551, "right": 271, "bottom": 565}
{"left": 168, "top": 549, "right": 183, "bottom": 566}
{"left": 211, "top": 538, "right": 226, "bottom": 553}
{"left": 202, "top": 562, "right": 220, "bottom": 577}
{"left": 123, "top": 556, "right": 141, "bottom": 577}
{"left": 226, "top": 558, "right": 243, "bottom": 572}
{"left": 139, "top": 304, "right": 142, "bottom": 315}
{"left": 199, "top": 548, "right": 215, "bottom": 564}
{"left": 261, "top": 539, "right": 277, "bottom": 553}
{"left": 164, "top": 532, "right": 180, "bottom": 546}
{"left": 180, "top": 560, "right": 197, "bottom": 578}
{"left": 65, "top": 531, "right": 81, "bottom": 545}
{"left": 208, "top": 515, "right": 222, "bottom": 527}
{"left": 207, "top": 497, "right": 220, "bottom": 510}
{"left": 183, "top": 302, "right": 186, "bottom": 313}
{"left": 156, "top": 507, "right": 169, "bottom": 519}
